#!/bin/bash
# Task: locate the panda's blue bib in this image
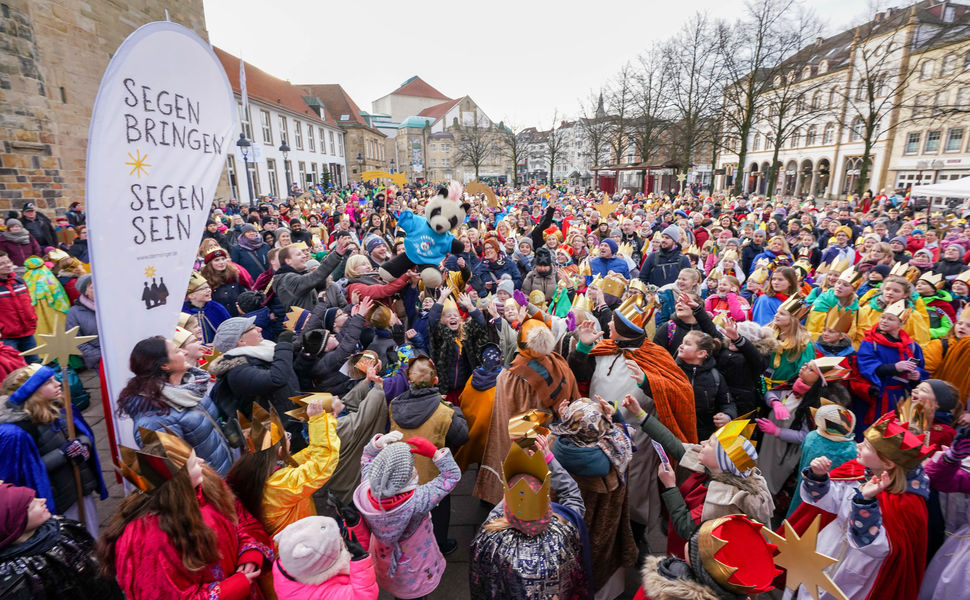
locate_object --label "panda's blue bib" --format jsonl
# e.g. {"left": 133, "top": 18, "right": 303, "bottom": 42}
{"left": 397, "top": 210, "right": 455, "bottom": 265}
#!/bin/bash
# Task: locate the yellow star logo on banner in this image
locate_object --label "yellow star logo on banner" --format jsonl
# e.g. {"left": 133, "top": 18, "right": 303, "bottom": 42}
{"left": 144, "top": 266, "right": 156, "bottom": 278}
{"left": 125, "top": 149, "right": 152, "bottom": 178}
{"left": 21, "top": 315, "right": 98, "bottom": 367}
{"left": 762, "top": 517, "right": 848, "bottom": 600}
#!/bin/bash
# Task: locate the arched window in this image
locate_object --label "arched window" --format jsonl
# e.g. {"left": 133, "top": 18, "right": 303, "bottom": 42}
{"left": 849, "top": 117, "right": 864, "bottom": 142}
{"left": 828, "top": 87, "right": 839, "bottom": 107}
{"left": 797, "top": 94, "right": 806, "bottom": 113}
{"left": 806, "top": 125, "right": 818, "bottom": 146}
{"left": 818, "top": 60, "right": 828, "bottom": 74}
{"left": 752, "top": 134, "right": 761, "bottom": 151}
{"left": 802, "top": 66, "right": 812, "bottom": 79}
{"left": 823, "top": 122, "right": 836, "bottom": 144}
{"left": 791, "top": 129, "right": 801, "bottom": 147}
{"left": 811, "top": 91, "right": 822, "bottom": 109}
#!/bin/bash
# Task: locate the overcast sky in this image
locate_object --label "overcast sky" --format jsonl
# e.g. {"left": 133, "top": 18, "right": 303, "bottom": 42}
{"left": 203, "top": 0, "right": 885, "bottom": 128}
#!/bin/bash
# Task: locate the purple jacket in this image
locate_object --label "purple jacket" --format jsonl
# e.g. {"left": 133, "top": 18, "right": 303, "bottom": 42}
{"left": 924, "top": 454, "right": 970, "bottom": 494}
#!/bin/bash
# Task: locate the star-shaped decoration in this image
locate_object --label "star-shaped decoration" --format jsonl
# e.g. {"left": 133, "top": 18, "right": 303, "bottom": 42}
{"left": 21, "top": 315, "right": 98, "bottom": 367}
{"left": 286, "top": 392, "right": 334, "bottom": 421}
{"left": 144, "top": 266, "right": 157, "bottom": 278}
{"left": 676, "top": 173, "right": 687, "bottom": 183}
{"left": 594, "top": 195, "right": 620, "bottom": 220}
{"left": 762, "top": 517, "right": 848, "bottom": 600}
{"left": 125, "top": 149, "right": 152, "bottom": 178}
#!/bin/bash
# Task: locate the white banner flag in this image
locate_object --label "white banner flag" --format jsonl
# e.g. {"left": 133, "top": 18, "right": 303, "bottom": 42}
{"left": 239, "top": 56, "right": 248, "bottom": 116}
{"left": 85, "top": 21, "right": 236, "bottom": 448}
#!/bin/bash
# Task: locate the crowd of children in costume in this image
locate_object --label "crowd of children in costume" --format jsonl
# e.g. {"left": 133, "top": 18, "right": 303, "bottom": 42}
{"left": 1, "top": 182, "right": 969, "bottom": 600}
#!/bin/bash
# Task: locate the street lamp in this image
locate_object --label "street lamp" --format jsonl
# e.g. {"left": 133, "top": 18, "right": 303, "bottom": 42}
{"left": 236, "top": 133, "right": 255, "bottom": 209}
{"left": 279, "top": 138, "right": 291, "bottom": 196}
{"left": 356, "top": 152, "right": 364, "bottom": 181}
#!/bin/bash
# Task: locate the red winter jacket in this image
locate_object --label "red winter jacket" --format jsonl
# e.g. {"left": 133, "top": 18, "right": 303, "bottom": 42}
{"left": 0, "top": 273, "right": 37, "bottom": 338}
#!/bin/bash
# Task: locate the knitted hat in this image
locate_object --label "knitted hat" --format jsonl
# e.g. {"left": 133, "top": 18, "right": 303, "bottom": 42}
{"left": 77, "top": 273, "right": 93, "bottom": 296}
{"left": 212, "top": 316, "right": 256, "bottom": 352}
{"left": 368, "top": 442, "right": 416, "bottom": 499}
{"left": 662, "top": 224, "right": 681, "bottom": 244}
{"left": 9, "top": 365, "right": 56, "bottom": 405}
{"left": 497, "top": 278, "right": 515, "bottom": 297}
{"left": 322, "top": 307, "right": 341, "bottom": 332}
{"left": 890, "top": 236, "right": 907, "bottom": 246}
{"left": 273, "top": 516, "right": 350, "bottom": 585}
{"left": 0, "top": 483, "right": 35, "bottom": 549}
{"left": 534, "top": 247, "right": 553, "bottom": 267}
{"left": 364, "top": 235, "right": 386, "bottom": 254}
{"left": 236, "top": 290, "right": 264, "bottom": 314}
{"left": 602, "top": 238, "right": 618, "bottom": 256}
{"left": 871, "top": 264, "right": 891, "bottom": 278}
{"left": 926, "top": 379, "right": 958, "bottom": 412}
{"left": 5, "top": 218, "right": 22, "bottom": 228}
{"left": 240, "top": 223, "right": 257, "bottom": 234}
{"left": 518, "top": 237, "right": 533, "bottom": 250}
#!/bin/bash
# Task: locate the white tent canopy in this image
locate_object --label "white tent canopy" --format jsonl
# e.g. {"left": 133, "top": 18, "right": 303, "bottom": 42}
{"left": 909, "top": 175, "right": 970, "bottom": 199}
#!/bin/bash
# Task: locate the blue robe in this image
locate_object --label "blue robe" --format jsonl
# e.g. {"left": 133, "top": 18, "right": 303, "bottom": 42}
{"left": 856, "top": 329, "right": 926, "bottom": 425}
{"left": 181, "top": 300, "right": 230, "bottom": 345}
{"left": 752, "top": 294, "right": 783, "bottom": 325}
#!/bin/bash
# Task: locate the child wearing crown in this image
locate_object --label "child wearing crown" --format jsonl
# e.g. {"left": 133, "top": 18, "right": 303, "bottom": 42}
{"left": 857, "top": 300, "right": 928, "bottom": 428}
{"left": 914, "top": 272, "right": 955, "bottom": 339}
{"left": 621, "top": 395, "right": 774, "bottom": 559}
{"left": 792, "top": 414, "right": 932, "bottom": 600}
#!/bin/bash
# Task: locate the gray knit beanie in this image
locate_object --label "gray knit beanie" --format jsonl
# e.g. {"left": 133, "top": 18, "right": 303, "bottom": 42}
{"left": 368, "top": 442, "right": 415, "bottom": 499}
{"left": 212, "top": 316, "right": 256, "bottom": 352}
{"left": 662, "top": 224, "right": 681, "bottom": 244}
{"left": 77, "top": 274, "right": 93, "bottom": 295}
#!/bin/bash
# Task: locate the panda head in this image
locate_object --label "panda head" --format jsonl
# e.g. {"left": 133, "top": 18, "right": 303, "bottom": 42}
{"left": 425, "top": 181, "right": 470, "bottom": 234}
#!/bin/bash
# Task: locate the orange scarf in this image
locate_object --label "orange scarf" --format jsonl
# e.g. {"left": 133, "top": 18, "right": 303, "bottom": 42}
{"left": 591, "top": 340, "right": 698, "bottom": 443}
{"left": 934, "top": 336, "right": 970, "bottom": 406}
{"left": 508, "top": 349, "right": 579, "bottom": 408}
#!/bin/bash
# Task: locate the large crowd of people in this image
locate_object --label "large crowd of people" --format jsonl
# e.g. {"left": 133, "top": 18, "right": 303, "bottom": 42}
{"left": 1, "top": 181, "right": 969, "bottom": 600}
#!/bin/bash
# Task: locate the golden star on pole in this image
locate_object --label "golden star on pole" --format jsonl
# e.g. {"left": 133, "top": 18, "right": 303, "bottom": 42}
{"left": 595, "top": 193, "right": 620, "bottom": 220}
{"left": 762, "top": 517, "right": 848, "bottom": 600}
{"left": 125, "top": 149, "right": 152, "bottom": 178}
{"left": 286, "top": 392, "right": 334, "bottom": 422}
{"left": 21, "top": 314, "right": 98, "bottom": 367}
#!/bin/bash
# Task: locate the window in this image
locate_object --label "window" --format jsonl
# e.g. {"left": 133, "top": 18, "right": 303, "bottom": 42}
{"left": 298, "top": 161, "right": 306, "bottom": 186}
{"left": 855, "top": 79, "right": 866, "bottom": 101}
{"left": 818, "top": 60, "right": 828, "bottom": 74}
{"left": 934, "top": 91, "right": 948, "bottom": 115}
{"left": 432, "top": 158, "right": 438, "bottom": 167}
{"left": 293, "top": 121, "right": 303, "bottom": 150}
{"left": 797, "top": 95, "right": 806, "bottom": 113}
{"left": 925, "top": 130, "right": 941, "bottom": 153}
{"left": 278, "top": 115, "right": 288, "bottom": 145}
{"left": 752, "top": 134, "right": 761, "bottom": 151}
{"left": 310, "top": 163, "right": 317, "bottom": 184}
{"left": 307, "top": 125, "right": 315, "bottom": 152}
{"left": 849, "top": 117, "right": 864, "bottom": 142}
{"left": 913, "top": 93, "right": 928, "bottom": 118}
{"left": 920, "top": 59, "right": 936, "bottom": 80}
{"left": 943, "top": 54, "right": 958, "bottom": 77}
{"left": 904, "top": 132, "right": 920, "bottom": 154}
{"left": 329, "top": 131, "right": 335, "bottom": 155}
{"left": 811, "top": 91, "right": 822, "bottom": 109}
{"left": 765, "top": 136, "right": 774, "bottom": 150}
{"left": 876, "top": 73, "right": 889, "bottom": 97}
{"left": 828, "top": 87, "right": 838, "bottom": 108}
{"left": 806, "top": 125, "right": 818, "bottom": 146}
{"left": 260, "top": 110, "right": 272, "bottom": 144}
{"left": 226, "top": 155, "right": 238, "bottom": 198}
{"left": 248, "top": 162, "right": 261, "bottom": 195}
{"left": 266, "top": 159, "right": 279, "bottom": 197}
{"left": 958, "top": 88, "right": 970, "bottom": 107}
{"left": 964, "top": 51, "right": 970, "bottom": 71}
{"left": 945, "top": 128, "right": 964, "bottom": 152}
{"left": 338, "top": 135, "right": 343, "bottom": 157}
{"left": 802, "top": 66, "right": 812, "bottom": 79}
{"left": 823, "top": 123, "right": 835, "bottom": 144}
{"left": 238, "top": 102, "right": 252, "bottom": 140}
{"left": 791, "top": 129, "right": 801, "bottom": 147}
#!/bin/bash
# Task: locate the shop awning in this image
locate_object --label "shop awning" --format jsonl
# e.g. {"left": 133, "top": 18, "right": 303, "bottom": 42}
{"left": 910, "top": 175, "right": 970, "bottom": 198}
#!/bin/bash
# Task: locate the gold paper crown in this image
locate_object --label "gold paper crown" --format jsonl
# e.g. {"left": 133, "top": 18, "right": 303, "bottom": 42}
{"left": 528, "top": 289, "right": 547, "bottom": 309}
{"left": 47, "top": 248, "right": 70, "bottom": 262}
{"left": 172, "top": 326, "right": 193, "bottom": 348}
{"left": 628, "top": 278, "right": 650, "bottom": 296}
{"left": 715, "top": 415, "right": 758, "bottom": 473}
{"left": 955, "top": 270, "right": 970, "bottom": 285}
{"left": 748, "top": 265, "right": 771, "bottom": 285}
{"left": 237, "top": 403, "right": 286, "bottom": 453}
{"left": 721, "top": 249, "right": 739, "bottom": 261}
{"left": 502, "top": 442, "right": 551, "bottom": 523}
{"left": 697, "top": 515, "right": 782, "bottom": 596}
{"left": 889, "top": 261, "right": 920, "bottom": 282}
{"left": 863, "top": 413, "right": 933, "bottom": 472}
{"left": 917, "top": 271, "right": 943, "bottom": 288}
{"left": 684, "top": 244, "right": 700, "bottom": 256}
{"left": 441, "top": 295, "right": 459, "bottom": 312}
{"left": 571, "top": 292, "right": 593, "bottom": 312}
{"left": 186, "top": 271, "right": 208, "bottom": 294}
{"left": 286, "top": 392, "right": 334, "bottom": 422}
{"left": 284, "top": 306, "right": 310, "bottom": 332}
{"left": 894, "top": 396, "right": 928, "bottom": 436}
{"left": 778, "top": 294, "right": 810, "bottom": 320}
{"left": 615, "top": 293, "right": 649, "bottom": 333}
{"left": 883, "top": 299, "right": 911, "bottom": 322}
{"left": 823, "top": 307, "right": 856, "bottom": 334}
{"left": 577, "top": 257, "right": 592, "bottom": 277}
{"left": 119, "top": 427, "right": 194, "bottom": 493}
{"left": 508, "top": 409, "right": 551, "bottom": 440}
{"left": 598, "top": 272, "right": 628, "bottom": 298}
{"left": 617, "top": 242, "right": 634, "bottom": 258}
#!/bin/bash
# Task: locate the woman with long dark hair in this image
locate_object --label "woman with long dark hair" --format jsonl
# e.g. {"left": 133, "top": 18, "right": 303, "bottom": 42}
{"left": 117, "top": 335, "right": 233, "bottom": 476}
{"left": 98, "top": 429, "right": 272, "bottom": 599}
{"left": 201, "top": 248, "right": 253, "bottom": 317}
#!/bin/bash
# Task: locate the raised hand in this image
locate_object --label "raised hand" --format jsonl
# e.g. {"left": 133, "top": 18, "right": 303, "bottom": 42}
{"left": 723, "top": 316, "right": 738, "bottom": 341}
{"left": 810, "top": 456, "right": 832, "bottom": 477}
{"left": 624, "top": 359, "right": 646, "bottom": 385}
{"left": 621, "top": 394, "right": 643, "bottom": 416}
{"left": 594, "top": 394, "right": 615, "bottom": 418}
{"left": 357, "top": 295, "right": 374, "bottom": 317}
{"left": 860, "top": 470, "right": 892, "bottom": 500}
{"left": 657, "top": 462, "right": 676, "bottom": 489}
{"left": 576, "top": 320, "right": 604, "bottom": 346}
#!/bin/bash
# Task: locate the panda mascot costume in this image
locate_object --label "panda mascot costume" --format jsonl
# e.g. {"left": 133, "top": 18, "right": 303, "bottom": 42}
{"left": 379, "top": 181, "right": 469, "bottom": 288}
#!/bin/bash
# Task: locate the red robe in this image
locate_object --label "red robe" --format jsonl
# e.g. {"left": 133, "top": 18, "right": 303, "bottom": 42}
{"left": 115, "top": 489, "right": 273, "bottom": 600}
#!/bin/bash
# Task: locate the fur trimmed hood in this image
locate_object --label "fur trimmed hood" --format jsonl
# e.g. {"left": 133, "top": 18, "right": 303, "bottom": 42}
{"left": 206, "top": 354, "right": 249, "bottom": 378}
{"left": 640, "top": 556, "right": 721, "bottom": 600}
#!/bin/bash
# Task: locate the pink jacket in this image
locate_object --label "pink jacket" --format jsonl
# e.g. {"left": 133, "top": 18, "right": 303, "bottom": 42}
{"left": 704, "top": 292, "right": 746, "bottom": 322}
{"left": 272, "top": 554, "right": 379, "bottom": 600}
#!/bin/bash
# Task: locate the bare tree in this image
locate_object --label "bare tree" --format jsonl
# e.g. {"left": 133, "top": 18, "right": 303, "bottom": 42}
{"left": 545, "top": 113, "right": 568, "bottom": 185}
{"left": 576, "top": 91, "right": 610, "bottom": 170}
{"left": 661, "top": 13, "right": 725, "bottom": 187}
{"left": 455, "top": 121, "right": 496, "bottom": 181}
{"left": 497, "top": 122, "right": 528, "bottom": 185}
{"left": 630, "top": 46, "right": 670, "bottom": 166}
{"left": 604, "top": 63, "right": 636, "bottom": 165}
{"left": 718, "top": 0, "right": 808, "bottom": 195}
